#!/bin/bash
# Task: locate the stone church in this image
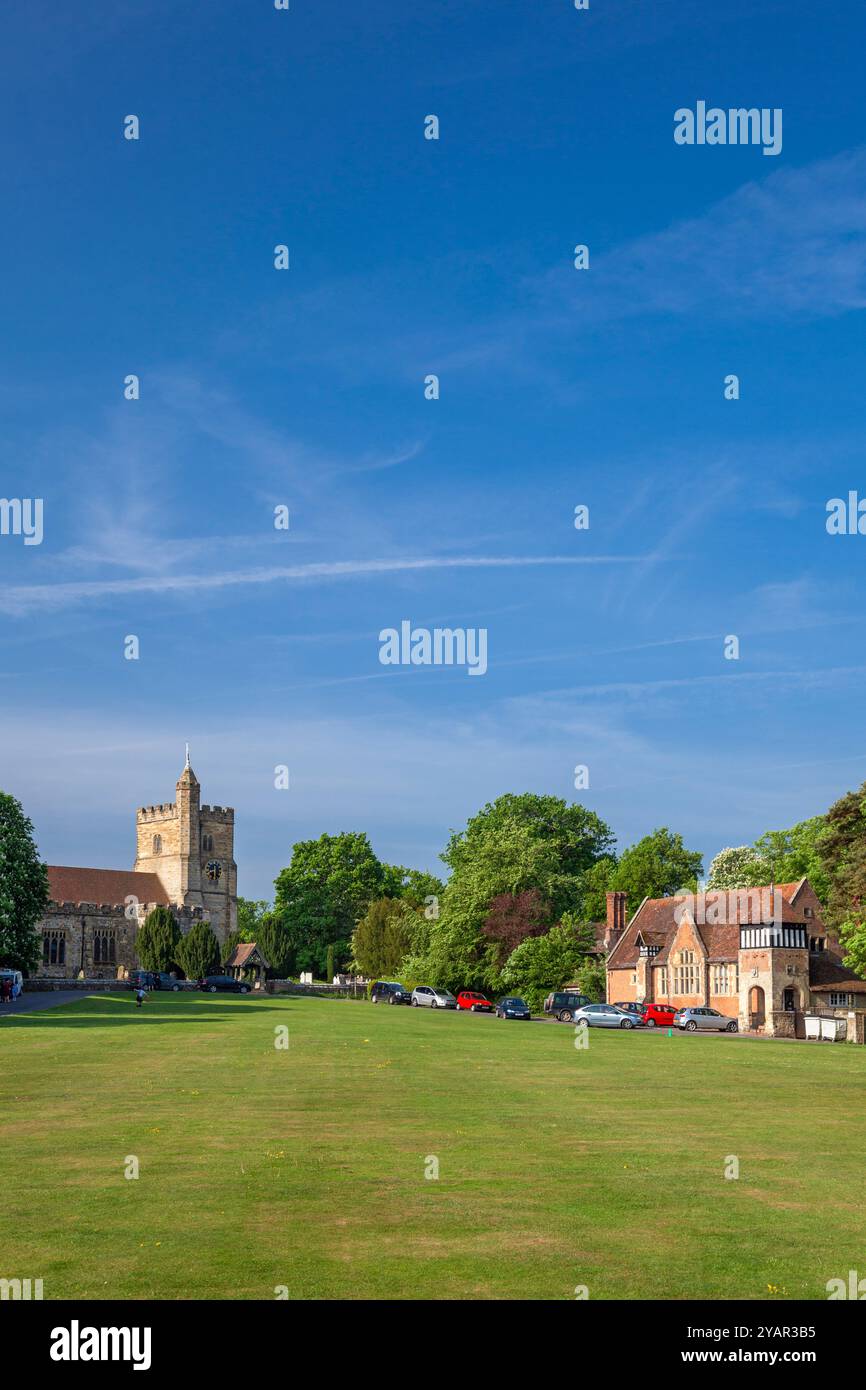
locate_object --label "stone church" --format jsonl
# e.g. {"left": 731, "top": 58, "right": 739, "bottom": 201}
{"left": 37, "top": 754, "right": 237, "bottom": 979}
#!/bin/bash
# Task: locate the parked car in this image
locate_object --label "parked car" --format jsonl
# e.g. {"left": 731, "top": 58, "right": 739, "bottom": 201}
{"left": 642, "top": 1002, "right": 677, "bottom": 1028}
{"left": 371, "top": 980, "right": 412, "bottom": 1005}
{"left": 200, "top": 975, "right": 251, "bottom": 994}
{"left": 126, "top": 969, "right": 159, "bottom": 991}
{"left": 154, "top": 972, "right": 182, "bottom": 992}
{"left": 456, "top": 990, "right": 494, "bottom": 1012}
{"left": 543, "top": 990, "right": 592, "bottom": 1022}
{"left": 411, "top": 985, "right": 458, "bottom": 1009}
{"left": 613, "top": 1001, "right": 645, "bottom": 1019}
{"left": 0, "top": 969, "right": 23, "bottom": 1000}
{"left": 674, "top": 1006, "right": 738, "bottom": 1033}
{"left": 573, "top": 1002, "right": 642, "bottom": 1029}
{"left": 495, "top": 996, "right": 532, "bottom": 1020}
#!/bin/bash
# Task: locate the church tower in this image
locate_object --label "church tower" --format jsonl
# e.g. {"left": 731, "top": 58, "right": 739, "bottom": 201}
{"left": 133, "top": 750, "right": 237, "bottom": 945}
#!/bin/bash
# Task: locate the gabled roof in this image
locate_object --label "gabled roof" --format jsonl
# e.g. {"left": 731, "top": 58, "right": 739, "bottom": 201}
{"left": 47, "top": 865, "right": 170, "bottom": 908}
{"left": 607, "top": 883, "right": 811, "bottom": 970}
{"left": 224, "top": 942, "right": 270, "bottom": 969}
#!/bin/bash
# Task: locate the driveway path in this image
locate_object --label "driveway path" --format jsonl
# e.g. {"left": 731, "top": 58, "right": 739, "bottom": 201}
{"left": 0, "top": 990, "right": 102, "bottom": 1018}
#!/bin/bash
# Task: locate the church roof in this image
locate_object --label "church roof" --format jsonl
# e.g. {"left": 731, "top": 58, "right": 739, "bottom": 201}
{"left": 46, "top": 866, "right": 171, "bottom": 908}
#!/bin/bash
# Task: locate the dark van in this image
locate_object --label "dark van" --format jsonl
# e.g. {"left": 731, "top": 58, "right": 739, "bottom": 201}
{"left": 370, "top": 981, "right": 412, "bottom": 1005}
{"left": 543, "top": 990, "right": 592, "bottom": 1022}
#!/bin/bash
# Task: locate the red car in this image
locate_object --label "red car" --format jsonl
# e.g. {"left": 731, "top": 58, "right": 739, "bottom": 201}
{"left": 642, "top": 1002, "right": 677, "bottom": 1028}
{"left": 457, "top": 990, "right": 494, "bottom": 1013}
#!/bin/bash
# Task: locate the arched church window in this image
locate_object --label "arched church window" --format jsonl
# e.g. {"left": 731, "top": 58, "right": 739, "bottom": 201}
{"left": 153, "top": 834, "right": 162, "bottom": 854}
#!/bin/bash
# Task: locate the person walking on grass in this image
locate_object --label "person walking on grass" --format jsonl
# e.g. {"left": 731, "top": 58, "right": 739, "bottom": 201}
{"left": 135, "top": 986, "right": 146, "bottom": 1009}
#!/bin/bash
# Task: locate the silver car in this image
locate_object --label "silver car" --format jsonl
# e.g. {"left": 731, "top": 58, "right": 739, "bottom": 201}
{"left": 411, "top": 985, "right": 457, "bottom": 1009}
{"left": 573, "top": 1002, "right": 642, "bottom": 1029}
{"left": 674, "top": 1006, "right": 738, "bottom": 1033}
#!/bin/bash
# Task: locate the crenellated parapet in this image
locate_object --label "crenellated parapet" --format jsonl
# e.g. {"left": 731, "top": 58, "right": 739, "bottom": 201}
{"left": 200, "top": 804, "right": 234, "bottom": 821}
{"left": 136, "top": 803, "right": 179, "bottom": 821}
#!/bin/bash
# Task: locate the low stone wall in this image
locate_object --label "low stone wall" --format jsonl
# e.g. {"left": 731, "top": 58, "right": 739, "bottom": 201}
{"left": 24, "top": 978, "right": 127, "bottom": 993}
{"left": 264, "top": 980, "right": 365, "bottom": 1000}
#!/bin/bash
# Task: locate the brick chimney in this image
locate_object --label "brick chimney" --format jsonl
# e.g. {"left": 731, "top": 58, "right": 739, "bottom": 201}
{"left": 605, "top": 891, "right": 628, "bottom": 949}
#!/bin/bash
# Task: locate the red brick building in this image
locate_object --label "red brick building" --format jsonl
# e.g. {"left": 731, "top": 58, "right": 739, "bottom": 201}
{"left": 605, "top": 880, "right": 866, "bottom": 1036}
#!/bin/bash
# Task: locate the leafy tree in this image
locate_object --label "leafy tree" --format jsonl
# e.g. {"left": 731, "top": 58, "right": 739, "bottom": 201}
{"left": 574, "top": 957, "right": 607, "bottom": 1002}
{"left": 0, "top": 791, "right": 48, "bottom": 974}
{"left": 274, "top": 832, "right": 387, "bottom": 977}
{"left": 442, "top": 793, "right": 615, "bottom": 915}
{"left": 409, "top": 796, "right": 614, "bottom": 994}
{"left": 176, "top": 921, "right": 220, "bottom": 979}
{"left": 706, "top": 819, "right": 829, "bottom": 899}
{"left": 136, "top": 906, "right": 180, "bottom": 972}
{"left": 482, "top": 888, "right": 552, "bottom": 968}
{"left": 611, "top": 828, "right": 702, "bottom": 904}
{"left": 385, "top": 866, "right": 445, "bottom": 912}
{"left": 706, "top": 846, "right": 767, "bottom": 890}
{"left": 753, "top": 818, "right": 829, "bottom": 900}
{"left": 256, "top": 913, "right": 295, "bottom": 978}
{"left": 821, "top": 782, "right": 866, "bottom": 931}
{"left": 237, "top": 897, "right": 270, "bottom": 941}
{"left": 576, "top": 856, "right": 618, "bottom": 923}
{"left": 353, "top": 897, "right": 415, "bottom": 977}
{"left": 501, "top": 920, "right": 595, "bottom": 1011}
{"left": 326, "top": 944, "right": 335, "bottom": 982}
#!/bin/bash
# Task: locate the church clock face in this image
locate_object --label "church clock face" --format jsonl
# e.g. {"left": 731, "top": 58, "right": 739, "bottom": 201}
{"left": 205, "top": 860, "right": 222, "bottom": 883}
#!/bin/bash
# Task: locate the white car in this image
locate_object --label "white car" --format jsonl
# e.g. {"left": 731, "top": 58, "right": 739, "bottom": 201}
{"left": 411, "top": 985, "right": 457, "bottom": 1009}
{"left": 0, "top": 969, "right": 24, "bottom": 1001}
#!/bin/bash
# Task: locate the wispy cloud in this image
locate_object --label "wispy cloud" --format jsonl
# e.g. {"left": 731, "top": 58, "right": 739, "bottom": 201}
{"left": 0, "top": 552, "right": 643, "bottom": 616}
{"left": 529, "top": 148, "right": 866, "bottom": 329}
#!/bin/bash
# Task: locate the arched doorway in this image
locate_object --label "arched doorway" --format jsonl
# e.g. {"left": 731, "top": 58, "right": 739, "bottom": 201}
{"left": 749, "top": 985, "right": 766, "bottom": 1031}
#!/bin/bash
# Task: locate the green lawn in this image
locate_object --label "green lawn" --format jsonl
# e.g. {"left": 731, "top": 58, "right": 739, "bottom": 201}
{"left": 2, "top": 992, "right": 866, "bottom": 1300}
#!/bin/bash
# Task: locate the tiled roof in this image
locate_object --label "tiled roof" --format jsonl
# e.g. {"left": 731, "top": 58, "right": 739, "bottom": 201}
{"left": 809, "top": 953, "right": 866, "bottom": 991}
{"left": 47, "top": 866, "right": 170, "bottom": 908}
{"left": 608, "top": 884, "right": 809, "bottom": 969}
{"left": 224, "top": 941, "right": 269, "bottom": 969}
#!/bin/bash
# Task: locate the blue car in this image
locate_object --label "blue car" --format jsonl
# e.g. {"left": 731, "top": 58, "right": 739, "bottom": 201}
{"left": 496, "top": 996, "right": 532, "bottom": 1020}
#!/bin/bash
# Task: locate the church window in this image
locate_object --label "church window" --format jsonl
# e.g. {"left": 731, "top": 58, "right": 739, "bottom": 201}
{"left": 153, "top": 834, "right": 162, "bottom": 854}
{"left": 43, "top": 930, "right": 66, "bottom": 967}
{"left": 202, "top": 833, "right": 214, "bottom": 852}
{"left": 657, "top": 967, "right": 668, "bottom": 996}
{"left": 93, "top": 931, "right": 116, "bottom": 965}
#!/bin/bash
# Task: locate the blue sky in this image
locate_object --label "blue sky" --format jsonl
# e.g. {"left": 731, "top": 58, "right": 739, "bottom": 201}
{"left": 2, "top": 0, "right": 866, "bottom": 900}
